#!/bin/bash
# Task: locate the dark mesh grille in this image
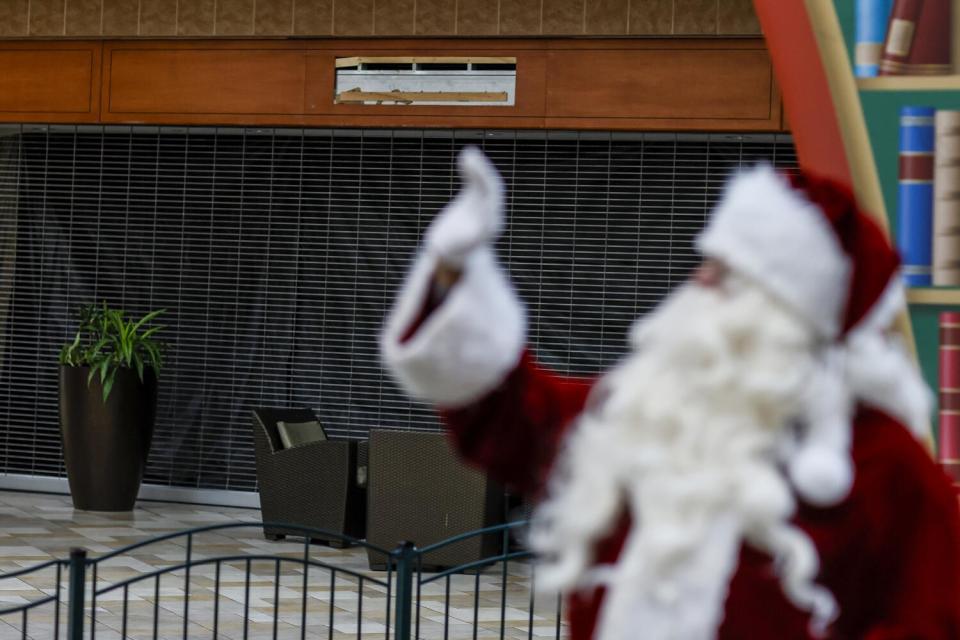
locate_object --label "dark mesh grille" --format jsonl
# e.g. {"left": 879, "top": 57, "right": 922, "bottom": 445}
{"left": 0, "top": 126, "right": 797, "bottom": 492}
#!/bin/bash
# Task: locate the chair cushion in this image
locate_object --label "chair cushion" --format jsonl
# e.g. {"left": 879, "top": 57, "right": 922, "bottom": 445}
{"left": 276, "top": 420, "right": 327, "bottom": 449}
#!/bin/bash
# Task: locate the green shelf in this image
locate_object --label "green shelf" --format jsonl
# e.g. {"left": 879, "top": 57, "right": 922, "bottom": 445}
{"left": 907, "top": 288, "right": 960, "bottom": 306}
{"left": 858, "top": 76, "right": 960, "bottom": 91}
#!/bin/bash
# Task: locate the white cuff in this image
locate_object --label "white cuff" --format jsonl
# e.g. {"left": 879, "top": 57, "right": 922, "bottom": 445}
{"left": 381, "top": 247, "right": 527, "bottom": 408}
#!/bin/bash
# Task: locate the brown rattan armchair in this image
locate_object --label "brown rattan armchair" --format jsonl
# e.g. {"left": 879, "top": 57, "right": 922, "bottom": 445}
{"left": 364, "top": 429, "right": 505, "bottom": 570}
{"left": 251, "top": 408, "right": 366, "bottom": 548}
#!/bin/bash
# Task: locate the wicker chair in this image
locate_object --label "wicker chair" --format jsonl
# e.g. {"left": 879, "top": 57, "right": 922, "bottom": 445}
{"left": 364, "top": 429, "right": 505, "bottom": 570}
{"left": 251, "top": 408, "right": 366, "bottom": 548}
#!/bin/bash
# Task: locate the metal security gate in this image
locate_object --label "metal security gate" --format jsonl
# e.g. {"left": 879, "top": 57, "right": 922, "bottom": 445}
{"left": 0, "top": 521, "right": 563, "bottom": 639}
{"left": 0, "top": 125, "right": 798, "bottom": 496}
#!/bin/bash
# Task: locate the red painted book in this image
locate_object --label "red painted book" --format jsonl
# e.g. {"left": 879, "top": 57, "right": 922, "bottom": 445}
{"left": 939, "top": 312, "right": 960, "bottom": 483}
{"left": 880, "top": 0, "right": 953, "bottom": 75}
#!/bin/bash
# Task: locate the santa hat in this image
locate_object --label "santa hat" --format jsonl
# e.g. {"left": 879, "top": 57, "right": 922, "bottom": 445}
{"left": 697, "top": 165, "right": 929, "bottom": 506}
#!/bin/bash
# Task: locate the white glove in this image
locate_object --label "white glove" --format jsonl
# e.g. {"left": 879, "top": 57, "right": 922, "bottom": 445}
{"left": 424, "top": 146, "right": 504, "bottom": 266}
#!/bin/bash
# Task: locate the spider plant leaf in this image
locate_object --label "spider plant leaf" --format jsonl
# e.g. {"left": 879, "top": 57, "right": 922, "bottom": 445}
{"left": 140, "top": 325, "right": 165, "bottom": 340}
{"left": 132, "top": 309, "right": 165, "bottom": 332}
{"left": 102, "top": 370, "right": 117, "bottom": 403}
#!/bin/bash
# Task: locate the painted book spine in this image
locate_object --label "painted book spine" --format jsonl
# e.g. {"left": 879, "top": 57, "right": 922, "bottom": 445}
{"left": 881, "top": 0, "right": 952, "bottom": 75}
{"left": 904, "top": 0, "right": 952, "bottom": 74}
{"left": 940, "top": 312, "right": 960, "bottom": 484}
{"left": 880, "top": 0, "right": 924, "bottom": 74}
{"left": 933, "top": 111, "right": 960, "bottom": 284}
{"left": 898, "top": 105, "right": 935, "bottom": 286}
{"left": 856, "top": 0, "right": 894, "bottom": 76}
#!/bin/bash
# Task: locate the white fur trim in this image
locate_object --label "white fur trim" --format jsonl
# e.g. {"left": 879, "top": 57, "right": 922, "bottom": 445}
{"left": 788, "top": 445, "right": 853, "bottom": 508}
{"left": 843, "top": 275, "right": 933, "bottom": 439}
{"left": 424, "top": 146, "right": 504, "bottom": 266}
{"left": 789, "top": 348, "right": 855, "bottom": 507}
{"left": 845, "top": 330, "right": 934, "bottom": 440}
{"left": 697, "top": 165, "right": 852, "bottom": 339}
{"left": 381, "top": 247, "right": 526, "bottom": 408}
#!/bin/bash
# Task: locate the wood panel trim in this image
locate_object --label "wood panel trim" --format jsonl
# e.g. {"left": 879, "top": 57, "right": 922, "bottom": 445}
{"left": 2, "top": 38, "right": 779, "bottom": 131}
{"left": 103, "top": 48, "right": 308, "bottom": 116}
{"left": 544, "top": 46, "right": 778, "bottom": 129}
{"left": 0, "top": 41, "right": 101, "bottom": 123}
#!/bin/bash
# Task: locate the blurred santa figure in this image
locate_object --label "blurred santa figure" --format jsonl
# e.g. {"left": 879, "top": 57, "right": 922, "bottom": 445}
{"left": 381, "top": 147, "right": 960, "bottom": 639}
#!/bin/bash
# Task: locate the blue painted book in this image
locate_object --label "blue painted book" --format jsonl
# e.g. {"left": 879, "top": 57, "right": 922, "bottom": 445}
{"left": 855, "top": 0, "right": 893, "bottom": 77}
{"left": 898, "top": 105, "right": 936, "bottom": 286}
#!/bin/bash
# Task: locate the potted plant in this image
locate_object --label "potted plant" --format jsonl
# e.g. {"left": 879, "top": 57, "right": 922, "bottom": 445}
{"left": 58, "top": 302, "right": 165, "bottom": 511}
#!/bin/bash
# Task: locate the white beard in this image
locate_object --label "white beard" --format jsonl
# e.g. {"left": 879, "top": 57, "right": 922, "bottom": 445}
{"left": 529, "top": 278, "right": 838, "bottom": 640}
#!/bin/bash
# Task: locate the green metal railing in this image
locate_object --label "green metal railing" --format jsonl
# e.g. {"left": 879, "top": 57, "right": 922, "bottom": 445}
{"left": 0, "top": 520, "right": 563, "bottom": 640}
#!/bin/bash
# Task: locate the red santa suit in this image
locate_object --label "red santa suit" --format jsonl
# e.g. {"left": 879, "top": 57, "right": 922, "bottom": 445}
{"left": 437, "top": 354, "right": 960, "bottom": 639}
{"left": 382, "top": 150, "right": 960, "bottom": 639}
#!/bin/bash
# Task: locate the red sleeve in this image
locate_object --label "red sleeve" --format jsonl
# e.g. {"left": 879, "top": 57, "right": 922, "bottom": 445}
{"left": 440, "top": 350, "right": 594, "bottom": 496}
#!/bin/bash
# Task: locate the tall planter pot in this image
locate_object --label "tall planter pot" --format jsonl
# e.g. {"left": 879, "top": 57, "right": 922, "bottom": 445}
{"left": 59, "top": 365, "right": 157, "bottom": 511}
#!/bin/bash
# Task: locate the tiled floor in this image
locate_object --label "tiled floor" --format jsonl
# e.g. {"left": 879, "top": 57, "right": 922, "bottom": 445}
{"left": 0, "top": 490, "right": 566, "bottom": 639}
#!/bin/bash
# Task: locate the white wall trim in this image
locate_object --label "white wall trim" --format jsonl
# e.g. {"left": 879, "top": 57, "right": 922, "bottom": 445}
{"left": 0, "top": 474, "right": 261, "bottom": 509}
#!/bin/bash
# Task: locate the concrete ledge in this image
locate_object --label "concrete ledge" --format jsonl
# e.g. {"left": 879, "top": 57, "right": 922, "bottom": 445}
{"left": 0, "top": 473, "right": 260, "bottom": 509}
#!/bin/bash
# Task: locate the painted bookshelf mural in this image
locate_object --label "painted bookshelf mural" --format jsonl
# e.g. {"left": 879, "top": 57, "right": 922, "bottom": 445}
{"left": 844, "top": 1, "right": 960, "bottom": 481}
{"left": 855, "top": 0, "right": 953, "bottom": 78}
{"left": 895, "top": 106, "right": 960, "bottom": 287}
{"left": 940, "top": 311, "right": 960, "bottom": 483}
{"left": 851, "top": 0, "right": 960, "bottom": 480}
{"left": 753, "top": 0, "right": 960, "bottom": 483}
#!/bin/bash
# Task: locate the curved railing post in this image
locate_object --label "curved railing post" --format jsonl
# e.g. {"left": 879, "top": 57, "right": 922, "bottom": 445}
{"left": 393, "top": 541, "right": 417, "bottom": 640}
{"left": 67, "top": 548, "right": 87, "bottom": 640}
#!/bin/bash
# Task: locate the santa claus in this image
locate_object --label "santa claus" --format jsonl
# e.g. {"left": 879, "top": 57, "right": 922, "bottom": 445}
{"left": 381, "top": 147, "right": 960, "bottom": 639}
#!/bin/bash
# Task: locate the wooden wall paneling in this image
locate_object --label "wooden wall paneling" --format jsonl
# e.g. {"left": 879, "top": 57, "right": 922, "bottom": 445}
{"left": 772, "top": 73, "right": 785, "bottom": 132}
{"left": 770, "top": 72, "right": 789, "bottom": 132}
{"left": 303, "top": 51, "right": 336, "bottom": 114}
{"left": 0, "top": 38, "right": 783, "bottom": 130}
{"left": 543, "top": 40, "right": 781, "bottom": 130}
{"left": 0, "top": 41, "right": 102, "bottom": 122}
{"left": 101, "top": 42, "right": 307, "bottom": 123}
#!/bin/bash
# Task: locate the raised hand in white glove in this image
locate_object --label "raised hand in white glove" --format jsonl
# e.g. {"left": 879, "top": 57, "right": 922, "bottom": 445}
{"left": 424, "top": 146, "right": 504, "bottom": 267}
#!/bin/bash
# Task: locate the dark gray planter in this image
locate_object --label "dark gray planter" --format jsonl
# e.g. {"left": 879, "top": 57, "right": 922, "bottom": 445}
{"left": 58, "top": 365, "right": 157, "bottom": 511}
